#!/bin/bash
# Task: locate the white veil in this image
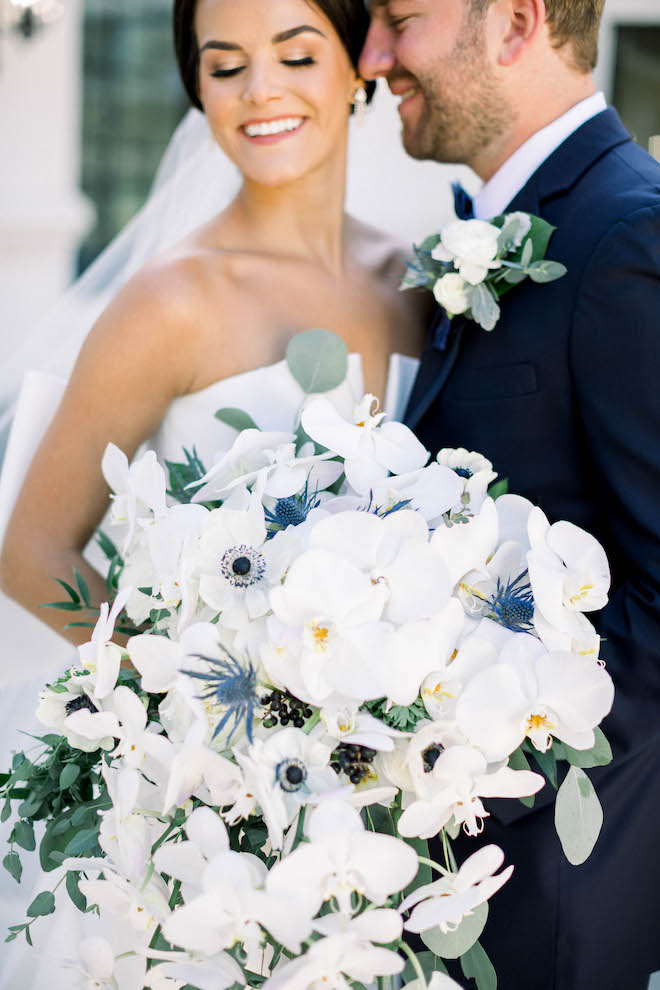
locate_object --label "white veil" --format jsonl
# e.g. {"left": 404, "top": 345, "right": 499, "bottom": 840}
{"left": 0, "top": 109, "right": 239, "bottom": 454}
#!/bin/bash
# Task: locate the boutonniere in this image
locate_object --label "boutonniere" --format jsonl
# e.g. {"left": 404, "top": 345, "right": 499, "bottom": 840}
{"left": 401, "top": 212, "right": 567, "bottom": 332}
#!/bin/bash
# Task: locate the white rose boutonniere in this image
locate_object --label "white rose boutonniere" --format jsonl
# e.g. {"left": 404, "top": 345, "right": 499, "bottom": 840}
{"left": 402, "top": 211, "right": 567, "bottom": 331}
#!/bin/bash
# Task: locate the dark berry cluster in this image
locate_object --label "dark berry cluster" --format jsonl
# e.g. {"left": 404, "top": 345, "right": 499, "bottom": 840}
{"left": 331, "top": 743, "right": 377, "bottom": 785}
{"left": 260, "top": 690, "right": 313, "bottom": 729}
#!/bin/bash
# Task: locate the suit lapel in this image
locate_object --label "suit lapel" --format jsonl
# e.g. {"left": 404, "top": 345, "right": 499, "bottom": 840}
{"left": 404, "top": 317, "right": 466, "bottom": 431}
{"left": 403, "top": 108, "right": 633, "bottom": 435}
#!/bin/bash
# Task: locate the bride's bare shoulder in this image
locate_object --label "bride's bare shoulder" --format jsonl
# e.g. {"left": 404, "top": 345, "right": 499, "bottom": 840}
{"left": 345, "top": 215, "right": 413, "bottom": 280}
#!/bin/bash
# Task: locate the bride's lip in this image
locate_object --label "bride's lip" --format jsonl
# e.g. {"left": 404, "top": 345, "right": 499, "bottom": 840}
{"left": 239, "top": 116, "right": 307, "bottom": 144}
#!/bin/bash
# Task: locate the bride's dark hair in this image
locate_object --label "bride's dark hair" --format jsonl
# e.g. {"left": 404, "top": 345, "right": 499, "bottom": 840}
{"left": 173, "top": 0, "right": 376, "bottom": 112}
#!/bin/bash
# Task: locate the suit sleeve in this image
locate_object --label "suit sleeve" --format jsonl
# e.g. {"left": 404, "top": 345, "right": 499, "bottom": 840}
{"left": 569, "top": 203, "right": 660, "bottom": 762}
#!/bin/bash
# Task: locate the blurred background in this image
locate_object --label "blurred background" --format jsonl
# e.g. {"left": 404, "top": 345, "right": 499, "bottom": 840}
{"left": 0, "top": 0, "right": 659, "bottom": 682}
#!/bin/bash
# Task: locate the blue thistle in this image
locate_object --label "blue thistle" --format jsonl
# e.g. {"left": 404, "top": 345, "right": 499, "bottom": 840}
{"left": 264, "top": 478, "right": 321, "bottom": 533}
{"left": 361, "top": 492, "right": 414, "bottom": 518}
{"left": 184, "top": 648, "right": 259, "bottom": 743}
{"left": 486, "top": 569, "right": 535, "bottom": 633}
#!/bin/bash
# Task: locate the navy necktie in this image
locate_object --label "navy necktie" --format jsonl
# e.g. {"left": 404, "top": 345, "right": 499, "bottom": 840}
{"left": 452, "top": 180, "right": 475, "bottom": 220}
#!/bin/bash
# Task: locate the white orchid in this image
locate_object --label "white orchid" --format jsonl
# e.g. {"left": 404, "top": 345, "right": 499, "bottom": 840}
{"left": 527, "top": 507, "right": 610, "bottom": 639}
{"left": 158, "top": 719, "right": 245, "bottom": 813}
{"left": 267, "top": 547, "right": 391, "bottom": 704}
{"left": 98, "top": 764, "right": 154, "bottom": 880}
{"left": 364, "top": 462, "right": 464, "bottom": 522}
{"left": 397, "top": 744, "right": 544, "bottom": 839}
{"left": 143, "top": 950, "right": 244, "bottom": 990}
{"left": 320, "top": 703, "right": 408, "bottom": 752}
{"left": 102, "top": 444, "right": 168, "bottom": 554}
{"left": 61, "top": 936, "right": 121, "bottom": 990}
{"left": 267, "top": 800, "right": 418, "bottom": 916}
{"left": 431, "top": 219, "right": 502, "bottom": 285}
{"left": 78, "top": 586, "right": 132, "bottom": 701}
{"left": 263, "top": 910, "right": 405, "bottom": 990}
{"left": 77, "top": 866, "right": 171, "bottom": 936}
{"left": 301, "top": 394, "right": 429, "bottom": 495}
{"left": 234, "top": 727, "right": 339, "bottom": 849}
{"left": 401, "top": 844, "right": 513, "bottom": 934}
{"left": 431, "top": 497, "right": 499, "bottom": 589}
{"left": 419, "top": 631, "right": 498, "bottom": 721}
{"left": 455, "top": 633, "right": 614, "bottom": 761}
{"left": 188, "top": 429, "right": 296, "bottom": 502}
{"left": 162, "top": 832, "right": 313, "bottom": 957}
{"left": 218, "top": 439, "right": 343, "bottom": 501}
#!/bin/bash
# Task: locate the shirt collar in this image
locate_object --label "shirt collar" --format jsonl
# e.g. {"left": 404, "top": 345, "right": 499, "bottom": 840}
{"left": 473, "top": 92, "right": 607, "bottom": 220}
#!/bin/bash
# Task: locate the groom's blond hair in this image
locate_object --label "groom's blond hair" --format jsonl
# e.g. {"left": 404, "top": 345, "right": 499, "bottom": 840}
{"left": 470, "top": 0, "right": 605, "bottom": 73}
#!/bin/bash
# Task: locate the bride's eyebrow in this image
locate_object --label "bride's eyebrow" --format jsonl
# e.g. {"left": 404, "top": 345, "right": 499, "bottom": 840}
{"left": 199, "top": 25, "right": 326, "bottom": 55}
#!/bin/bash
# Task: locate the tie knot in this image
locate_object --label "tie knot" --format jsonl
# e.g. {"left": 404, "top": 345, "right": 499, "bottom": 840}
{"left": 451, "top": 181, "right": 475, "bottom": 221}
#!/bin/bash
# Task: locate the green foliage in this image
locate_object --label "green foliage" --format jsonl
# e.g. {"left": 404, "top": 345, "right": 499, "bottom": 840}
{"left": 555, "top": 766, "right": 603, "bottom": 866}
{"left": 508, "top": 746, "right": 536, "bottom": 808}
{"left": 27, "top": 891, "right": 56, "bottom": 918}
{"left": 561, "top": 727, "right": 612, "bottom": 769}
{"left": 487, "top": 478, "right": 509, "bottom": 501}
{"left": 402, "top": 950, "right": 448, "bottom": 982}
{"left": 3, "top": 852, "right": 22, "bottom": 883}
{"left": 422, "top": 902, "right": 489, "bottom": 959}
{"left": 215, "top": 408, "right": 261, "bottom": 432}
{"left": 286, "top": 329, "right": 348, "bottom": 394}
{"left": 460, "top": 940, "right": 498, "bottom": 990}
{"left": 364, "top": 696, "right": 429, "bottom": 732}
{"left": 165, "top": 447, "right": 210, "bottom": 505}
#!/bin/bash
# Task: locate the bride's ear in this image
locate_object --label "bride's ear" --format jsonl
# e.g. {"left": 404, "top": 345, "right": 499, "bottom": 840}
{"left": 491, "top": 0, "right": 545, "bottom": 67}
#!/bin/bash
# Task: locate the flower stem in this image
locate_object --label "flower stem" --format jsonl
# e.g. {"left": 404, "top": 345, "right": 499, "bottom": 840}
{"left": 397, "top": 939, "right": 427, "bottom": 988}
{"left": 302, "top": 709, "right": 321, "bottom": 735}
{"left": 417, "top": 855, "right": 450, "bottom": 876}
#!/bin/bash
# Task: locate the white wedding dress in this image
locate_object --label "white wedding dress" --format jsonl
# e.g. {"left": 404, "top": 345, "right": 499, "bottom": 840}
{"left": 0, "top": 350, "right": 419, "bottom": 989}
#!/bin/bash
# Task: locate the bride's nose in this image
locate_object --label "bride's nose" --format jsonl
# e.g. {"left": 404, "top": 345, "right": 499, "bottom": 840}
{"left": 241, "top": 60, "right": 285, "bottom": 105}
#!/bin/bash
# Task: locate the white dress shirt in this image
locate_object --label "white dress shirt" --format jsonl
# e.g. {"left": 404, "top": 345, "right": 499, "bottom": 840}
{"left": 473, "top": 91, "right": 608, "bottom": 220}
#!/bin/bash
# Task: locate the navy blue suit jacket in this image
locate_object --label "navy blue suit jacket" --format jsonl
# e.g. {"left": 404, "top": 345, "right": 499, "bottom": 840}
{"left": 405, "top": 109, "right": 660, "bottom": 988}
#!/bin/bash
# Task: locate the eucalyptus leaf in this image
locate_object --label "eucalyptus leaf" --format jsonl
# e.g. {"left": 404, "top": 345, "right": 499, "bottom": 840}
{"left": 421, "top": 901, "right": 489, "bottom": 959}
{"left": 3, "top": 852, "right": 22, "bottom": 884}
{"left": 503, "top": 267, "right": 528, "bottom": 286}
{"left": 520, "top": 238, "right": 534, "bottom": 268}
{"left": 402, "top": 951, "right": 448, "bottom": 984}
{"left": 555, "top": 766, "right": 603, "bottom": 865}
{"left": 1, "top": 797, "right": 12, "bottom": 822}
{"left": 65, "top": 827, "right": 101, "bottom": 856}
{"left": 487, "top": 478, "right": 509, "bottom": 501}
{"left": 214, "top": 408, "right": 261, "bottom": 432}
{"left": 563, "top": 727, "right": 613, "bottom": 769}
{"left": 419, "top": 234, "right": 442, "bottom": 253}
{"left": 27, "top": 891, "right": 56, "bottom": 918}
{"left": 66, "top": 871, "right": 88, "bottom": 913}
{"left": 468, "top": 283, "right": 500, "bottom": 332}
{"left": 59, "top": 764, "right": 81, "bottom": 790}
{"left": 529, "top": 744, "right": 558, "bottom": 788}
{"left": 525, "top": 215, "right": 557, "bottom": 259}
{"left": 460, "top": 939, "right": 497, "bottom": 990}
{"left": 286, "top": 329, "right": 348, "bottom": 394}
{"left": 527, "top": 260, "right": 568, "bottom": 284}
{"left": 13, "top": 820, "right": 36, "bottom": 851}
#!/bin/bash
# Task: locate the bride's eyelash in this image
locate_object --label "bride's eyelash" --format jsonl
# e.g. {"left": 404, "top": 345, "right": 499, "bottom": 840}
{"left": 210, "top": 57, "right": 315, "bottom": 79}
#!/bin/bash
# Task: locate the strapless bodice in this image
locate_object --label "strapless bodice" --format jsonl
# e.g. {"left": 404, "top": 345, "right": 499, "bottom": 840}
{"left": 150, "top": 352, "right": 420, "bottom": 466}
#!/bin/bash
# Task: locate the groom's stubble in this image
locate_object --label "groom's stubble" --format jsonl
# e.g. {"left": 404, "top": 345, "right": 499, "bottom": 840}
{"left": 401, "top": 5, "right": 514, "bottom": 167}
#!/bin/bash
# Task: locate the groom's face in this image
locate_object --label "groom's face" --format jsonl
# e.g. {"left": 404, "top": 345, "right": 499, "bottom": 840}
{"left": 360, "top": 0, "right": 512, "bottom": 168}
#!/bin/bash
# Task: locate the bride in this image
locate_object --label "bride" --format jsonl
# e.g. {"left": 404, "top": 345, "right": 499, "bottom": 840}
{"left": 0, "top": 0, "right": 428, "bottom": 648}
{"left": 0, "top": 0, "right": 427, "bottom": 982}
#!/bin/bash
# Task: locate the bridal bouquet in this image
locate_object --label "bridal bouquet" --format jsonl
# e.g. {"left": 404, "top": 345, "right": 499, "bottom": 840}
{"left": 1, "top": 331, "right": 614, "bottom": 990}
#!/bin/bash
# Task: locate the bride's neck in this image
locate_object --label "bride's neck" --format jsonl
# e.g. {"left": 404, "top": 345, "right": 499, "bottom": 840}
{"left": 229, "top": 154, "right": 349, "bottom": 274}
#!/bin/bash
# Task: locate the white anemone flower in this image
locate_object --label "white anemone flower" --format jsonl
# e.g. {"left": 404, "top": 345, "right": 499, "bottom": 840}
{"left": 78, "top": 586, "right": 132, "bottom": 701}
{"left": 301, "top": 394, "right": 429, "bottom": 496}
{"left": 188, "top": 429, "right": 296, "bottom": 502}
{"left": 435, "top": 448, "right": 498, "bottom": 516}
{"left": 527, "top": 507, "right": 610, "bottom": 638}
{"left": 397, "top": 744, "right": 544, "bottom": 839}
{"left": 267, "top": 547, "right": 391, "bottom": 704}
{"left": 431, "top": 219, "right": 502, "bottom": 285}
{"left": 196, "top": 501, "right": 296, "bottom": 627}
{"left": 36, "top": 670, "right": 118, "bottom": 753}
{"left": 234, "top": 727, "right": 339, "bottom": 850}
{"left": 263, "top": 910, "right": 405, "bottom": 990}
{"left": 162, "top": 841, "right": 312, "bottom": 957}
{"left": 401, "top": 844, "right": 513, "bottom": 934}
{"left": 267, "top": 800, "right": 418, "bottom": 917}
{"left": 455, "top": 633, "right": 614, "bottom": 761}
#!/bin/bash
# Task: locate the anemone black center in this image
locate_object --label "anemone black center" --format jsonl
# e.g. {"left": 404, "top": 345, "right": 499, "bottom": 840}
{"left": 454, "top": 467, "right": 473, "bottom": 480}
{"left": 65, "top": 695, "right": 98, "bottom": 716}
{"left": 422, "top": 744, "right": 443, "bottom": 772}
{"left": 285, "top": 765, "right": 304, "bottom": 786}
{"left": 232, "top": 556, "right": 252, "bottom": 577}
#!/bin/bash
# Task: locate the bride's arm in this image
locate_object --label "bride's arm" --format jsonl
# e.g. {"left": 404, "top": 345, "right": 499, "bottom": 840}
{"left": 0, "top": 262, "right": 200, "bottom": 646}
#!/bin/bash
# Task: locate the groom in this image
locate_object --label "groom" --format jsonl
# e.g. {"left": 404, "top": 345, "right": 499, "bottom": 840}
{"left": 361, "top": 2, "right": 660, "bottom": 989}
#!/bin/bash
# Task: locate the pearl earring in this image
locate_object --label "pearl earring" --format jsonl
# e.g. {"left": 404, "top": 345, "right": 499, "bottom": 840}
{"left": 352, "top": 85, "right": 368, "bottom": 123}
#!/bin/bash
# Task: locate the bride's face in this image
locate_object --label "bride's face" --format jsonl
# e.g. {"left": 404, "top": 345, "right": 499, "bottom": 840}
{"left": 195, "top": 0, "right": 359, "bottom": 185}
